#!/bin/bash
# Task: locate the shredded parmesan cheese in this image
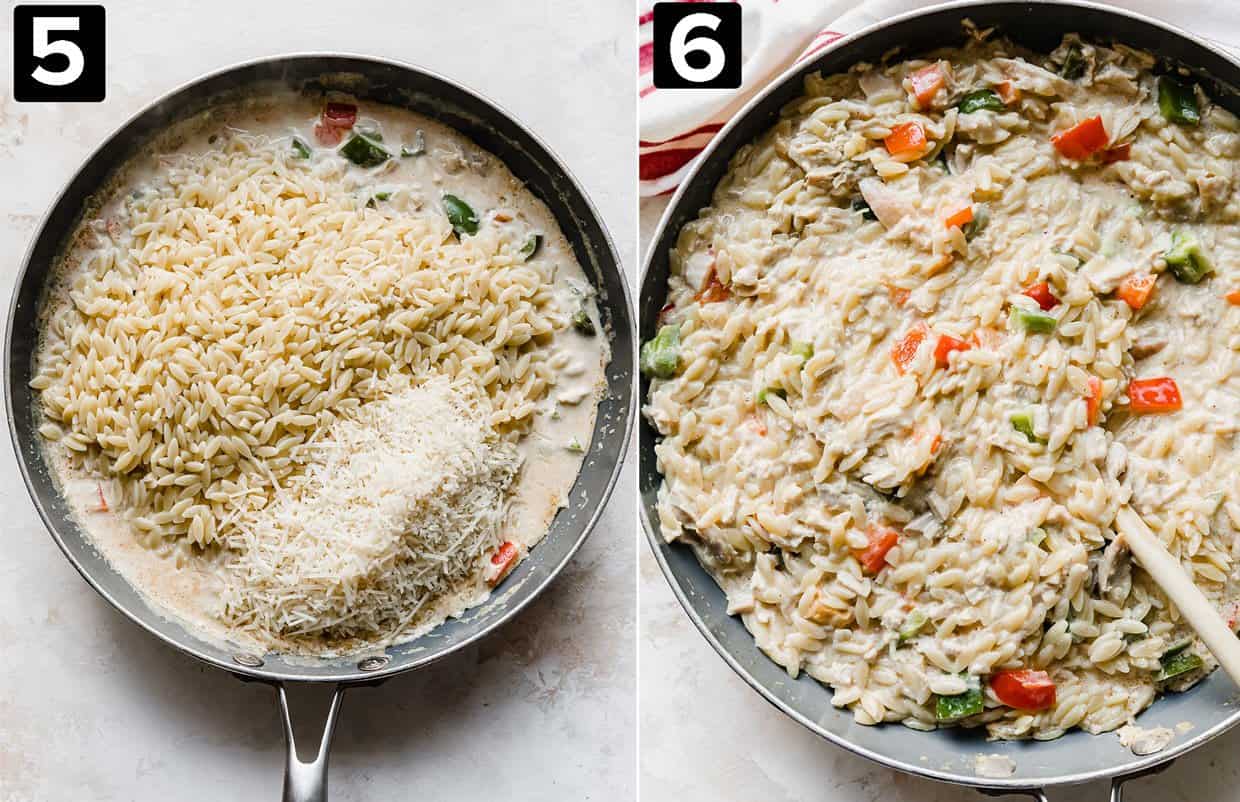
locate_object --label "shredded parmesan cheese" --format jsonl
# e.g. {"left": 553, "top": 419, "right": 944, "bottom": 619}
{"left": 217, "top": 377, "right": 520, "bottom": 645}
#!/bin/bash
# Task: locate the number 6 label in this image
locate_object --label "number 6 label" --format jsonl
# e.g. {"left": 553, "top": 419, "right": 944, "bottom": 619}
{"left": 652, "top": 2, "right": 741, "bottom": 90}
{"left": 13, "top": 5, "right": 105, "bottom": 102}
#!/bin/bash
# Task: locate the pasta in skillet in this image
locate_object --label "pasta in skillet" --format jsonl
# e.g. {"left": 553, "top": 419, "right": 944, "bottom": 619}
{"left": 644, "top": 29, "right": 1240, "bottom": 739}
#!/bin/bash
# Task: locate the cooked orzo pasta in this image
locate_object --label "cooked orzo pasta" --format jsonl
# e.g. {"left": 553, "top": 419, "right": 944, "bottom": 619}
{"left": 34, "top": 92, "right": 606, "bottom": 654}
{"left": 644, "top": 29, "right": 1240, "bottom": 739}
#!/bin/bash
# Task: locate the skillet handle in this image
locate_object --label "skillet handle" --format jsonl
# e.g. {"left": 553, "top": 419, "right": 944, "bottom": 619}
{"left": 277, "top": 683, "right": 346, "bottom": 802}
{"left": 1110, "top": 760, "right": 1174, "bottom": 802}
{"left": 977, "top": 760, "right": 1174, "bottom": 802}
{"left": 980, "top": 789, "right": 1048, "bottom": 802}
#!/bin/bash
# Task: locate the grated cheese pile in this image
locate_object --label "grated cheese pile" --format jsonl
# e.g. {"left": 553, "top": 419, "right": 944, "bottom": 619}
{"left": 216, "top": 377, "right": 521, "bottom": 645}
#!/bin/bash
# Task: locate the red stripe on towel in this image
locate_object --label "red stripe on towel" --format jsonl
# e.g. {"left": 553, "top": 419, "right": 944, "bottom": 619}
{"left": 797, "top": 30, "right": 843, "bottom": 62}
{"left": 639, "top": 147, "right": 702, "bottom": 181}
{"left": 640, "top": 122, "right": 724, "bottom": 147}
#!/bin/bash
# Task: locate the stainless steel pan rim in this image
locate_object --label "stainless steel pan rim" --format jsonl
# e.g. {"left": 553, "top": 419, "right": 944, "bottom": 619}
{"left": 639, "top": 0, "right": 1240, "bottom": 795}
{"left": 8, "top": 50, "right": 634, "bottom": 801}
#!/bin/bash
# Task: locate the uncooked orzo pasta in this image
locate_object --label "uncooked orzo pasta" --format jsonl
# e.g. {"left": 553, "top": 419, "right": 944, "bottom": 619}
{"left": 644, "top": 29, "right": 1240, "bottom": 739}
{"left": 34, "top": 93, "right": 606, "bottom": 654}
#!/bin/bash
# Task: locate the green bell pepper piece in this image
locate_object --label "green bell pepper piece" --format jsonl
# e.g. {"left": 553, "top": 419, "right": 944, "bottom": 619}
{"left": 442, "top": 194, "right": 479, "bottom": 237}
{"left": 1158, "top": 76, "right": 1200, "bottom": 126}
{"left": 898, "top": 610, "right": 928, "bottom": 643}
{"left": 571, "top": 307, "right": 596, "bottom": 336}
{"left": 339, "top": 134, "right": 390, "bottom": 168}
{"left": 1158, "top": 646, "right": 1204, "bottom": 680}
{"left": 1012, "top": 307, "right": 1057, "bottom": 334}
{"left": 756, "top": 386, "right": 787, "bottom": 405}
{"left": 935, "top": 677, "right": 984, "bottom": 720}
{"left": 1059, "top": 44, "right": 1086, "bottom": 80}
{"left": 1011, "top": 411, "right": 1044, "bottom": 444}
{"left": 520, "top": 233, "right": 543, "bottom": 261}
{"left": 1164, "top": 229, "right": 1213, "bottom": 284}
{"left": 963, "top": 204, "right": 989, "bottom": 241}
{"left": 958, "top": 89, "right": 1004, "bottom": 114}
{"left": 640, "top": 325, "right": 681, "bottom": 379}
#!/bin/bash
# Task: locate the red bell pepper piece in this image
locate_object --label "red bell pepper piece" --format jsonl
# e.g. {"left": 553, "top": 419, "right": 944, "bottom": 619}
{"left": 934, "top": 335, "right": 971, "bottom": 367}
{"left": 488, "top": 541, "right": 521, "bottom": 587}
{"left": 995, "top": 81, "right": 1020, "bottom": 104}
{"left": 886, "top": 284, "right": 910, "bottom": 307}
{"left": 891, "top": 323, "right": 928, "bottom": 374}
{"left": 322, "top": 102, "right": 357, "bottom": 128}
{"left": 1100, "top": 143, "right": 1131, "bottom": 164}
{"left": 1051, "top": 116, "right": 1108, "bottom": 160}
{"left": 944, "top": 206, "right": 974, "bottom": 230}
{"left": 696, "top": 265, "right": 731, "bottom": 304}
{"left": 885, "top": 122, "right": 928, "bottom": 162}
{"left": 314, "top": 122, "right": 344, "bottom": 146}
{"left": 855, "top": 526, "right": 900, "bottom": 575}
{"left": 991, "top": 669, "right": 1056, "bottom": 711}
{"left": 1128, "top": 377, "right": 1182, "bottom": 413}
{"left": 1085, "top": 376, "right": 1103, "bottom": 426}
{"left": 1023, "top": 282, "right": 1059, "bottom": 311}
{"left": 909, "top": 64, "right": 946, "bottom": 108}
{"left": 1117, "top": 274, "right": 1157, "bottom": 310}
{"left": 315, "top": 102, "right": 358, "bottom": 146}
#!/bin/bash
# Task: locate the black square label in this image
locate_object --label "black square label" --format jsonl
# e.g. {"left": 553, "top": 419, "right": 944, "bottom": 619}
{"left": 652, "top": 2, "right": 741, "bottom": 90}
{"left": 13, "top": 5, "right": 105, "bottom": 102}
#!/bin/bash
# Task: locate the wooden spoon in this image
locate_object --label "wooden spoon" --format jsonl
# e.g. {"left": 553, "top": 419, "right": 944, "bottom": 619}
{"left": 1115, "top": 506, "right": 1240, "bottom": 686}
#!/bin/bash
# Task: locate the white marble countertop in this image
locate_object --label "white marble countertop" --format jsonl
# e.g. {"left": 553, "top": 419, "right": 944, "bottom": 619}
{"left": 639, "top": 181, "right": 1240, "bottom": 802}
{"left": 0, "top": 2, "right": 634, "bottom": 800}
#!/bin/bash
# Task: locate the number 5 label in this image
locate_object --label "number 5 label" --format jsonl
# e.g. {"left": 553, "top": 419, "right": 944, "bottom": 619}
{"left": 652, "top": 2, "right": 741, "bottom": 90}
{"left": 13, "top": 5, "right": 105, "bottom": 102}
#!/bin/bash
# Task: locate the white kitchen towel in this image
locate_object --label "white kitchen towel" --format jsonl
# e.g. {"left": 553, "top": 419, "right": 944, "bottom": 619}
{"left": 638, "top": 0, "right": 1240, "bottom": 197}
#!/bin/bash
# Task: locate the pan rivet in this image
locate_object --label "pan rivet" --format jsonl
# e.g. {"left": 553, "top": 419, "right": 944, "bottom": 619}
{"left": 358, "top": 655, "right": 389, "bottom": 672}
{"left": 233, "top": 653, "right": 264, "bottom": 668}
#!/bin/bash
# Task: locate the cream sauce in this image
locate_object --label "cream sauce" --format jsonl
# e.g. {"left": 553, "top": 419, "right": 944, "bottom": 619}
{"left": 973, "top": 754, "right": 1017, "bottom": 779}
{"left": 1116, "top": 723, "right": 1175, "bottom": 756}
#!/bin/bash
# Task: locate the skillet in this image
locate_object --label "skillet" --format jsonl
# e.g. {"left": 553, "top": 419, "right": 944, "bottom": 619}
{"left": 6, "top": 53, "right": 635, "bottom": 802}
{"left": 639, "top": 3, "right": 1240, "bottom": 798}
